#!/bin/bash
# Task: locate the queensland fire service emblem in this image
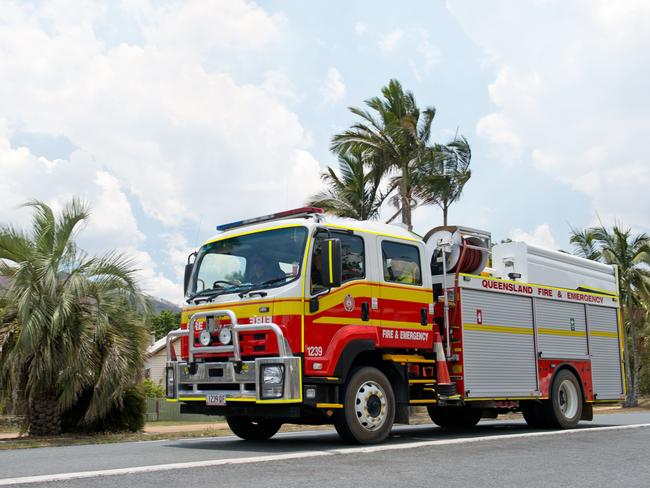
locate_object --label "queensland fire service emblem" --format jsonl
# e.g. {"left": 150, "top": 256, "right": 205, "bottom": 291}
{"left": 343, "top": 294, "right": 355, "bottom": 312}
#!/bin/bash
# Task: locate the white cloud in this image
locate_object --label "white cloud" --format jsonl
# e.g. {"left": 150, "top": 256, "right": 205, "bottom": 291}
{"left": 379, "top": 29, "right": 403, "bottom": 52}
{"left": 321, "top": 67, "right": 346, "bottom": 105}
{"left": 143, "top": 0, "right": 286, "bottom": 54}
{"left": 354, "top": 21, "right": 367, "bottom": 35}
{"left": 411, "top": 29, "right": 441, "bottom": 81}
{"left": 0, "top": 0, "right": 324, "bottom": 301}
{"left": 261, "top": 70, "right": 296, "bottom": 100}
{"left": 448, "top": 0, "right": 650, "bottom": 229}
{"left": 129, "top": 248, "right": 182, "bottom": 304}
{"left": 509, "top": 224, "right": 558, "bottom": 249}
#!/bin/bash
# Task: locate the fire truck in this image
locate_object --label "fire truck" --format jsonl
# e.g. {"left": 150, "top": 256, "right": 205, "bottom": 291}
{"left": 165, "top": 207, "right": 625, "bottom": 444}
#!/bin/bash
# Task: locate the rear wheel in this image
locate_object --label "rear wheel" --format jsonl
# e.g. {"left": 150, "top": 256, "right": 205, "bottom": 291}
{"left": 334, "top": 366, "right": 395, "bottom": 444}
{"left": 427, "top": 407, "right": 482, "bottom": 429}
{"left": 520, "top": 401, "right": 546, "bottom": 428}
{"left": 542, "top": 369, "right": 583, "bottom": 429}
{"left": 225, "top": 416, "right": 282, "bottom": 440}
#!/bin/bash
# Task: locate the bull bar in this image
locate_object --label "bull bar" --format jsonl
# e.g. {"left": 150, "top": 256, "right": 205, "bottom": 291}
{"left": 165, "top": 310, "right": 301, "bottom": 403}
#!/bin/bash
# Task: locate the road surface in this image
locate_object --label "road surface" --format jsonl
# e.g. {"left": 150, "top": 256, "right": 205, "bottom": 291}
{"left": 1, "top": 412, "right": 649, "bottom": 487}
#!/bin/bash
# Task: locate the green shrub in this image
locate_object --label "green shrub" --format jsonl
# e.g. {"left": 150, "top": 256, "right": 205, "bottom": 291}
{"left": 62, "top": 385, "right": 146, "bottom": 433}
{"left": 143, "top": 378, "right": 165, "bottom": 398}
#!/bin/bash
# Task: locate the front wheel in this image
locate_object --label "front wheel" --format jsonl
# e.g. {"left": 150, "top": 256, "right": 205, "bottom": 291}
{"left": 427, "top": 406, "right": 482, "bottom": 429}
{"left": 334, "top": 367, "right": 395, "bottom": 444}
{"left": 542, "top": 369, "right": 583, "bottom": 429}
{"left": 225, "top": 416, "right": 282, "bottom": 440}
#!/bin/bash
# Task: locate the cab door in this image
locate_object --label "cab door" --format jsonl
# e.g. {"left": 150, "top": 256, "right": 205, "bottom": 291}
{"left": 303, "top": 229, "right": 374, "bottom": 375}
{"left": 377, "top": 238, "right": 433, "bottom": 349}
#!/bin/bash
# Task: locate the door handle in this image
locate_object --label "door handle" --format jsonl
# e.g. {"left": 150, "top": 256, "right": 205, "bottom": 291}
{"left": 361, "top": 302, "right": 370, "bottom": 322}
{"left": 420, "top": 307, "right": 428, "bottom": 326}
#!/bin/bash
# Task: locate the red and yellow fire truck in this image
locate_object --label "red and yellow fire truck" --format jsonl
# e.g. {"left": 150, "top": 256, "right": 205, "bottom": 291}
{"left": 165, "top": 207, "right": 625, "bottom": 444}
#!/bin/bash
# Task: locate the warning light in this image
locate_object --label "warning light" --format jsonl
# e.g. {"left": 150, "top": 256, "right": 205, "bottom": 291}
{"left": 216, "top": 207, "right": 323, "bottom": 232}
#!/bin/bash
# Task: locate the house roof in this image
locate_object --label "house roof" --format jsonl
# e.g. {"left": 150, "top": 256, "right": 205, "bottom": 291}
{"left": 146, "top": 335, "right": 179, "bottom": 356}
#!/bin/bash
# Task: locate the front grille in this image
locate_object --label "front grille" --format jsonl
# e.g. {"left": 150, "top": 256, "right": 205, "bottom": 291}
{"left": 208, "top": 368, "right": 224, "bottom": 377}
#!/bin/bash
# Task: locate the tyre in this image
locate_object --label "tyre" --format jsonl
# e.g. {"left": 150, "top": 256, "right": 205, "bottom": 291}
{"left": 334, "top": 366, "right": 395, "bottom": 444}
{"left": 427, "top": 406, "right": 482, "bottom": 429}
{"left": 520, "top": 401, "right": 546, "bottom": 429}
{"left": 542, "top": 369, "right": 583, "bottom": 429}
{"left": 225, "top": 416, "right": 282, "bottom": 440}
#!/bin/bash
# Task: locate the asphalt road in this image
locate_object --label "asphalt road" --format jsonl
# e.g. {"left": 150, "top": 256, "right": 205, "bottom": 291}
{"left": 1, "top": 412, "right": 649, "bottom": 488}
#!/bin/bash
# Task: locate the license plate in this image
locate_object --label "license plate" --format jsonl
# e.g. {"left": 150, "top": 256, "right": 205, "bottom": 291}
{"left": 205, "top": 393, "right": 226, "bottom": 406}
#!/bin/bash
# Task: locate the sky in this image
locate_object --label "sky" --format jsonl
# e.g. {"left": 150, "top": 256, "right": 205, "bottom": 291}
{"left": 1, "top": 0, "right": 648, "bottom": 304}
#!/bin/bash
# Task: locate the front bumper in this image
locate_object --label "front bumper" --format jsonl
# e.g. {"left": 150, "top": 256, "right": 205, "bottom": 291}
{"left": 165, "top": 310, "right": 301, "bottom": 404}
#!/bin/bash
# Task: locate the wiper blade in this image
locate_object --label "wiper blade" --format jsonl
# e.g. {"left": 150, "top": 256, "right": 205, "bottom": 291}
{"left": 186, "top": 287, "right": 226, "bottom": 303}
{"left": 238, "top": 274, "right": 293, "bottom": 298}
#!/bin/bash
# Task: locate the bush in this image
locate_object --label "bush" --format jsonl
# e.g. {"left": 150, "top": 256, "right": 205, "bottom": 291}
{"left": 62, "top": 385, "right": 146, "bottom": 433}
{"left": 143, "top": 378, "right": 165, "bottom": 398}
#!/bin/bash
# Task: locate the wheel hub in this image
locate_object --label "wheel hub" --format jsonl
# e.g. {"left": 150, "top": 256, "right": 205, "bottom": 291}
{"left": 354, "top": 381, "right": 387, "bottom": 431}
{"left": 558, "top": 379, "right": 579, "bottom": 419}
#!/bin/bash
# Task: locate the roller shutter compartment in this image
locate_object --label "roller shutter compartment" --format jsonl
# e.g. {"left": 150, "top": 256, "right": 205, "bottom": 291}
{"left": 461, "top": 289, "right": 537, "bottom": 398}
{"left": 588, "top": 306, "right": 623, "bottom": 400}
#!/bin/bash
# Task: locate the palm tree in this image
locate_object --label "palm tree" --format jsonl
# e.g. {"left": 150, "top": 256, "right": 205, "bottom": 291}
{"left": 331, "top": 79, "right": 436, "bottom": 229}
{"left": 412, "top": 136, "right": 472, "bottom": 225}
{"left": 307, "top": 149, "right": 388, "bottom": 220}
{"left": 569, "top": 227, "right": 602, "bottom": 261}
{"left": 569, "top": 224, "right": 650, "bottom": 406}
{"left": 0, "top": 199, "right": 149, "bottom": 435}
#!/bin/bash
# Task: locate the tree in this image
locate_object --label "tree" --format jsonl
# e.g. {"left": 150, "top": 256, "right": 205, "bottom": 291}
{"left": 0, "top": 199, "right": 150, "bottom": 435}
{"left": 569, "top": 227, "right": 602, "bottom": 261}
{"left": 331, "top": 79, "right": 471, "bottom": 229}
{"left": 307, "top": 148, "right": 388, "bottom": 220}
{"left": 412, "top": 136, "right": 472, "bottom": 226}
{"left": 331, "top": 79, "right": 435, "bottom": 229}
{"left": 149, "top": 309, "right": 181, "bottom": 341}
{"left": 569, "top": 224, "right": 650, "bottom": 406}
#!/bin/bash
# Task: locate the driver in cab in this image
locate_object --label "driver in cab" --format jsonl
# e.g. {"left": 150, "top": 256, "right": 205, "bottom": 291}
{"left": 247, "top": 256, "right": 285, "bottom": 284}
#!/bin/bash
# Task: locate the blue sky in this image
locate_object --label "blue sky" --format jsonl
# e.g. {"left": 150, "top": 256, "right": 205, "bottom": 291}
{"left": 1, "top": 0, "right": 648, "bottom": 303}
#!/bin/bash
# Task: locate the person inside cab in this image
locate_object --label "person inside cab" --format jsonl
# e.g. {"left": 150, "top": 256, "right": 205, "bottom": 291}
{"left": 388, "top": 257, "right": 417, "bottom": 284}
{"left": 247, "top": 256, "right": 284, "bottom": 284}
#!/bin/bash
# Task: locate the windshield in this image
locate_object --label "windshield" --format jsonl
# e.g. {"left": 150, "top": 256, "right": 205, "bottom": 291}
{"left": 189, "top": 226, "right": 308, "bottom": 299}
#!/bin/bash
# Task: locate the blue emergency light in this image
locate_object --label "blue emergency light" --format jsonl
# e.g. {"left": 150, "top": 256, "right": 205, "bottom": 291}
{"left": 216, "top": 207, "right": 324, "bottom": 232}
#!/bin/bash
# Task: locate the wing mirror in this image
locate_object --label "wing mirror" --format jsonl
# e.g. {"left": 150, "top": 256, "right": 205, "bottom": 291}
{"left": 184, "top": 252, "right": 197, "bottom": 296}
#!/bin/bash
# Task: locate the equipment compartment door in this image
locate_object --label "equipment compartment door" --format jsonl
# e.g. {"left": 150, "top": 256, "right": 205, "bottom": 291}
{"left": 588, "top": 305, "right": 624, "bottom": 400}
{"left": 461, "top": 289, "right": 537, "bottom": 398}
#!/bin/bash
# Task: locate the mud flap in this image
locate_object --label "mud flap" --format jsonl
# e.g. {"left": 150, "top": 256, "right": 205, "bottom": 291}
{"left": 395, "top": 405, "right": 410, "bottom": 424}
{"left": 581, "top": 402, "right": 593, "bottom": 421}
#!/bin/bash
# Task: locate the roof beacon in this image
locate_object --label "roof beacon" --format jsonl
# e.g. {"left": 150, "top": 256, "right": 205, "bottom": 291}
{"left": 216, "top": 207, "right": 324, "bottom": 232}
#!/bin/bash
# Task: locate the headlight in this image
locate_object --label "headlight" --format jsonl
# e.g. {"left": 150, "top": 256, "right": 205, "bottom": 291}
{"left": 218, "top": 327, "right": 232, "bottom": 345}
{"left": 263, "top": 365, "right": 284, "bottom": 384}
{"left": 199, "top": 329, "right": 211, "bottom": 346}
{"left": 261, "top": 364, "right": 284, "bottom": 399}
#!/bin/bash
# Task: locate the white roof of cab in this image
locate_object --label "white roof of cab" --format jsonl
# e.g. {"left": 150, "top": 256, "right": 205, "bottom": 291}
{"left": 203, "top": 215, "right": 422, "bottom": 247}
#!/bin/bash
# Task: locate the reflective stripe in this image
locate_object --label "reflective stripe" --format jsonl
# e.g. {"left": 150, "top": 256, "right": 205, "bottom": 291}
{"left": 464, "top": 323, "right": 533, "bottom": 335}
{"left": 382, "top": 354, "right": 435, "bottom": 363}
{"left": 538, "top": 327, "right": 587, "bottom": 338}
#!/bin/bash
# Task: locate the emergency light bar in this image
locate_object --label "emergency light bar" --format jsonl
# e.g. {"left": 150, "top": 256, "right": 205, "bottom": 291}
{"left": 216, "top": 207, "right": 324, "bottom": 232}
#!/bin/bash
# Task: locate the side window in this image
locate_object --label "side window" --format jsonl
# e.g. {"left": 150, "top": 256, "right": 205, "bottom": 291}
{"left": 382, "top": 241, "right": 422, "bottom": 286}
{"left": 311, "top": 232, "right": 365, "bottom": 293}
